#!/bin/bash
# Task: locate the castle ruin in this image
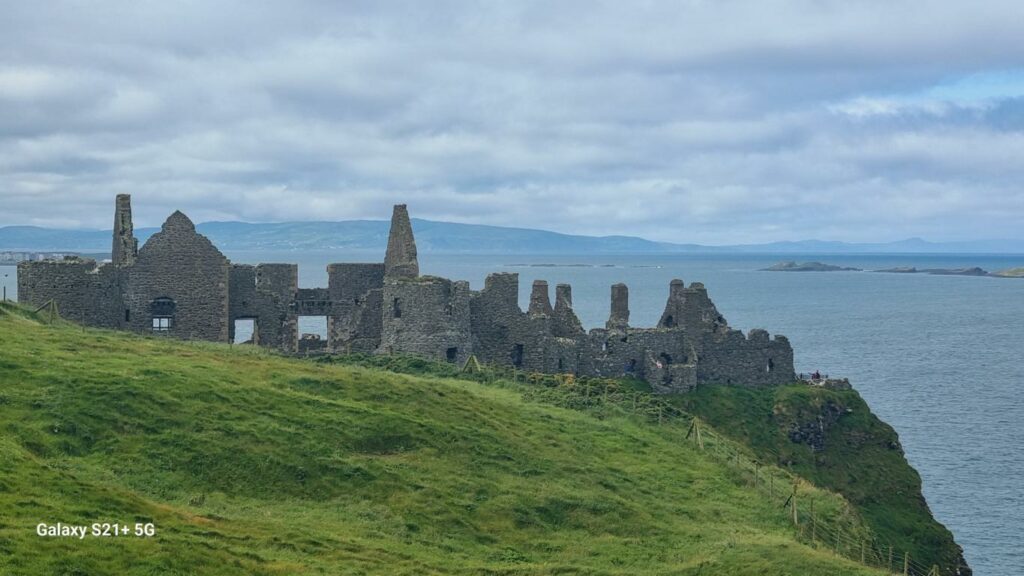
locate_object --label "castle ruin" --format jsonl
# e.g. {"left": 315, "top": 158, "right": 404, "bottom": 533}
{"left": 18, "top": 196, "right": 795, "bottom": 392}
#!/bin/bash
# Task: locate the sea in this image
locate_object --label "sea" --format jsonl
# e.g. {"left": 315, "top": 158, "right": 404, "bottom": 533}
{"left": 2, "top": 251, "right": 1022, "bottom": 575}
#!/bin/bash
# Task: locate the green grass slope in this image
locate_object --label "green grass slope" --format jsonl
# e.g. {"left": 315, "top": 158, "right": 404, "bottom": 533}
{"left": 674, "top": 384, "right": 968, "bottom": 575}
{"left": 0, "top": 306, "right": 885, "bottom": 575}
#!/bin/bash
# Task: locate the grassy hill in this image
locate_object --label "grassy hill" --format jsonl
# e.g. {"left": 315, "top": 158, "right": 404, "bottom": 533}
{"left": 674, "top": 385, "right": 968, "bottom": 574}
{"left": 1, "top": 305, "right": 892, "bottom": 575}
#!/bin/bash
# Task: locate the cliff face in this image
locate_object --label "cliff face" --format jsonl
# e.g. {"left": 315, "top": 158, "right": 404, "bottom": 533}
{"left": 676, "top": 384, "right": 970, "bottom": 576}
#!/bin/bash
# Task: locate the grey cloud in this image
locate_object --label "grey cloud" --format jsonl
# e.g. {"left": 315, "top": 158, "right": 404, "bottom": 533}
{"left": 1, "top": 1, "right": 1023, "bottom": 243}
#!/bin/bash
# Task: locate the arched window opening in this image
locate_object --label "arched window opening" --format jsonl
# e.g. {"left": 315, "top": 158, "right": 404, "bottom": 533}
{"left": 446, "top": 347, "right": 458, "bottom": 363}
{"left": 664, "top": 315, "right": 675, "bottom": 328}
{"left": 766, "top": 358, "right": 775, "bottom": 373}
{"left": 392, "top": 297, "right": 402, "bottom": 318}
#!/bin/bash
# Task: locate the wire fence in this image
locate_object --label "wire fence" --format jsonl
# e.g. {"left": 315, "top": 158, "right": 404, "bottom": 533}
{"left": 455, "top": 359, "right": 959, "bottom": 576}
{"left": 15, "top": 307, "right": 960, "bottom": 576}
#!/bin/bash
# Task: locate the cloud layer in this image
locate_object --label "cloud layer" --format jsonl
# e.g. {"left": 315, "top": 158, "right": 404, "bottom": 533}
{"left": 2, "top": 1, "right": 1023, "bottom": 243}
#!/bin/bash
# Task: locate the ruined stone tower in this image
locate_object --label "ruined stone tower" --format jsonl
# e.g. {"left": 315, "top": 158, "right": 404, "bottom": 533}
{"left": 528, "top": 280, "right": 554, "bottom": 317}
{"left": 384, "top": 204, "right": 419, "bottom": 280}
{"left": 552, "top": 284, "right": 584, "bottom": 337}
{"left": 111, "top": 194, "right": 137, "bottom": 267}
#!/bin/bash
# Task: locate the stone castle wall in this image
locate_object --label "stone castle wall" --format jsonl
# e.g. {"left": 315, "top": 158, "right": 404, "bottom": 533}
{"left": 17, "top": 196, "right": 797, "bottom": 392}
{"left": 380, "top": 276, "right": 473, "bottom": 365}
{"left": 126, "top": 211, "right": 230, "bottom": 342}
{"left": 17, "top": 258, "right": 124, "bottom": 329}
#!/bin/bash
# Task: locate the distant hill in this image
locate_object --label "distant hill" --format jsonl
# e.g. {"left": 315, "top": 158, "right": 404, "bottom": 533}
{"left": 1, "top": 219, "right": 1021, "bottom": 254}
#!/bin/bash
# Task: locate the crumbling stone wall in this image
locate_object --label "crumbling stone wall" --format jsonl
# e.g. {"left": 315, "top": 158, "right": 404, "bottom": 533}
{"left": 696, "top": 329, "right": 795, "bottom": 386}
{"left": 469, "top": 273, "right": 526, "bottom": 365}
{"left": 229, "top": 264, "right": 295, "bottom": 350}
{"left": 342, "top": 287, "right": 384, "bottom": 353}
{"left": 126, "top": 211, "right": 229, "bottom": 342}
{"left": 16, "top": 258, "right": 124, "bottom": 329}
{"left": 18, "top": 196, "right": 797, "bottom": 393}
{"left": 327, "top": 263, "right": 384, "bottom": 353}
{"left": 380, "top": 276, "right": 472, "bottom": 365}
{"left": 581, "top": 327, "right": 690, "bottom": 382}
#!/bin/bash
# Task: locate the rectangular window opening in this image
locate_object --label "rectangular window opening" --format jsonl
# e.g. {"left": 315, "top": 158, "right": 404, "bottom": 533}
{"left": 234, "top": 318, "right": 257, "bottom": 344}
{"left": 297, "top": 316, "right": 328, "bottom": 341}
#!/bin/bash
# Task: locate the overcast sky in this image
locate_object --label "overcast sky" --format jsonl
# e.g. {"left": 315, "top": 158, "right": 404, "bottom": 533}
{"left": 2, "top": 1, "right": 1023, "bottom": 243}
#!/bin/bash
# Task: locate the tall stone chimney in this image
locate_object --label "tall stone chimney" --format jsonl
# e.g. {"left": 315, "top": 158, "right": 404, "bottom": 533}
{"left": 553, "top": 283, "right": 584, "bottom": 336}
{"left": 111, "top": 194, "right": 137, "bottom": 267}
{"left": 658, "top": 279, "right": 686, "bottom": 328}
{"left": 528, "top": 280, "right": 554, "bottom": 317}
{"left": 606, "top": 283, "right": 629, "bottom": 330}
{"left": 384, "top": 204, "right": 419, "bottom": 280}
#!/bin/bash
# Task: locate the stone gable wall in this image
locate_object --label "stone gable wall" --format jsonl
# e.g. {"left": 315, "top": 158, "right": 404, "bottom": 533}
{"left": 126, "top": 213, "right": 229, "bottom": 342}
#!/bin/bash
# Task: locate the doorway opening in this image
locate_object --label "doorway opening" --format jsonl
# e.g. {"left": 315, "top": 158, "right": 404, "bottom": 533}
{"left": 511, "top": 343, "right": 524, "bottom": 368}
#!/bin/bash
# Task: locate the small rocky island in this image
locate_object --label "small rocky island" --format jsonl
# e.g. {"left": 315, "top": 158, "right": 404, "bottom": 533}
{"left": 761, "top": 261, "right": 862, "bottom": 272}
{"left": 764, "top": 261, "right": 1024, "bottom": 278}
{"left": 874, "top": 266, "right": 1018, "bottom": 277}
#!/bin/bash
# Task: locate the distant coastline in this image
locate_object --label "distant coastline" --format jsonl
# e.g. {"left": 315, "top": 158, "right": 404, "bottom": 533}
{"left": 3, "top": 219, "right": 1024, "bottom": 255}
{"left": 0, "top": 251, "right": 79, "bottom": 264}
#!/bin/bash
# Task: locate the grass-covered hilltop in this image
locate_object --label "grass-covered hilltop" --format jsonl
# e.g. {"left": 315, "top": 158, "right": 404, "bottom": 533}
{"left": 0, "top": 303, "right": 966, "bottom": 575}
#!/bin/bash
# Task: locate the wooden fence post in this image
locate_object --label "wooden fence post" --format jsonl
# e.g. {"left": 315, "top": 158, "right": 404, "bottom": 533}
{"left": 810, "top": 498, "right": 815, "bottom": 543}
{"left": 791, "top": 486, "right": 798, "bottom": 525}
{"left": 903, "top": 552, "right": 909, "bottom": 576}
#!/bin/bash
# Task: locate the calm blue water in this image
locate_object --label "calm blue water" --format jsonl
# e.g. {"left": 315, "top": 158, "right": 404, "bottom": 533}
{"left": 3, "top": 253, "right": 1022, "bottom": 574}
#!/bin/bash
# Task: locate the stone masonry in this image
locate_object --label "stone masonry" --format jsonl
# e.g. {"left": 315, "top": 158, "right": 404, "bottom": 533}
{"left": 18, "top": 196, "right": 796, "bottom": 393}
